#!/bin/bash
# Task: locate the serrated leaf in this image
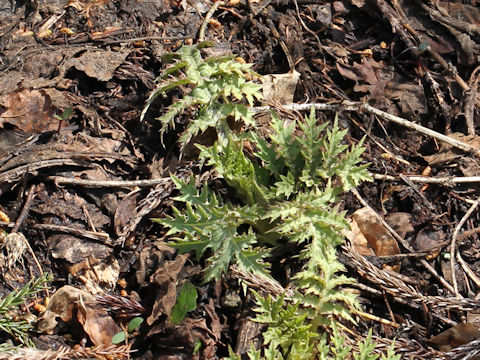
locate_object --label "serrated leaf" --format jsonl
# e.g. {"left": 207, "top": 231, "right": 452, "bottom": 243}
{"left": 198, "top": 141, "right": 268, "bottom": 206}
{"left": 141, "top": 79, "right": 192, "bottom": 122}
{"left": 160, "top": 61, "right": 188, "bottom": 80}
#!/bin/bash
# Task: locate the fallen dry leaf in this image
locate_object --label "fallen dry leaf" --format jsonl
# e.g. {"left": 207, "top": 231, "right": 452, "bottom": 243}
{"left": 429, "top": 322, "right": 480, "bottom": 351}
{"left": 350, "top": 207, "right": 401, "bottom": 271}
{"left": 114, "top": 190, "right": 141, "bottom": 236}
{"left": 336, "top": 57, "right": 393, "bottom": 98}
{"left": 412, "top": 228, "right": 446, "bottom": 259}
{"left": 351, "top": 207, "right": 401, "bottom": 257}
{"left": 135, "top": 242, "right": 176, "bottom": 286}
{"left": 147, "top": 254, "right": 190, "bottom": 325}
{"left": 49, "top": 235, "right": 111, "bottom": 264}
{"left": 345, "top": 217, "right": 375, "bottom": 256}
{"left": 68, "top": 50, "right": 130, "bottom": 82}
{"left": 262, "top": 70, "right": 301, "bottom": 104}
{"left": 37, "top": 285, "right": 96, "bottom": 334}
{"left": 37, "top": 285, "right": 119, "bottom": 345}
{"left": 385, "top": 212, "right": 414, "bottom": 239}
{"left": 424, "top": 132, "right": 480, "bottom": 166}
{"left": 77, "top": 296, "right": 120, "bottom": 346}
{"left": 148, "top": 317, "right": 217, "bottom": 356}
{"left": 0, "top": 89, "right": 58, "bottom": 134}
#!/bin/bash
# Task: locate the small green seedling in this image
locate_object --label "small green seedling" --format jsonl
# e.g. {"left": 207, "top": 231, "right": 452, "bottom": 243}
{"left": 417, "top": 41, "right": 429, "bottom": 53}
{"left": 53, "top": 107, "right": 73, "bottom": 132}
{"left": 193, "top": 339, "right": 202, "bottom": 355}
{"left": 111, "top": 316, "right": 144, "bottom": 344}
{"left": 171, "top": 281, "right": 198, "bottom": 324}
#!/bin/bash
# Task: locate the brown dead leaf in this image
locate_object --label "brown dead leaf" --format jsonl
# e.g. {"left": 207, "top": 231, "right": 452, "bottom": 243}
{"left": 429, "top": 322, "right": 480, "bottom": 351}
{"left": 424, "top": 132, "right": 480, "bottom": 165}
{"left": 147, "top": 254, "right": 190, "bottom": 325}
{"left": 65, "top": 131, "right": 132, "bottom": 156}
{"left": 37, "top": 285, "right": 96, "bottom": 334}
{"left": 49, "top": 235, "right": 111, "bottom": 264}
{"left": 383, "top": 83, "right": 428, "bottom": 117}
{"left": 114, "top": 190, "right": 141, "bottom": 236}
{"left": 351, "top": 207, "right": 401, "bottom": 271}
{"left": 345, "top": 218, "right": 375, "bottom": 256}
{"left": 0, "top": 89, "right": 58, "bottom": 134}
{"left": 37, "top": 285, "right": 119, "bottom": 345}
{"left": 336, "top": 58, "right": 393, "bottom": 98}
{"left": 34, "top": 190, "right": 110, "bottom": 230}
{"left": 135, "top": 242, "right": 176, "bottom": 286}
{"left": 204, "top": 298, "right": 221, "bottom": 341}
{"left": 385, "top": 212, "right": 414, "bottom": 239}
{"left": 148, "top": 317, "right": 217, "bottom": 356}
{"left": 261, "top": 70, "right": 301, "bottom": 104}
{"left": 68, "top": 50, "right": 130, "bottom": 82}
{"left": 77, "top": 296, "right": 119, "bottom": 345}
{"left": 412, "top": 228, "right": 445, "bottom": 255}
{"left": 352, "top": 207, "right": 401, "bottom": 257}
{"left": 440, "top": 257, "right": 466, "bottom": 294}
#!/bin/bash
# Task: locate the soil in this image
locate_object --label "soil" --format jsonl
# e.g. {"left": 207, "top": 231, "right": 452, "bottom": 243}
{"left": 1, "top": 0, "right": 480, "bottom": 359}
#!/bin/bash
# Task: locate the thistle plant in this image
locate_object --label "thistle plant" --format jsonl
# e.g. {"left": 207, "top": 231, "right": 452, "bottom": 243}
{"left": 145, "top": 44, "right": 395, "bottom": 358}
{"left": 141, "top": 43, "right": 262, "bottom": 150}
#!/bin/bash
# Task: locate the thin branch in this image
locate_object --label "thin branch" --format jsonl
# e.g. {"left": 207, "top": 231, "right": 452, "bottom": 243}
{"left": 251, "top": 101, "right": 480, "bottom": 159}
{"left": 450, "top": 198, "right": 480, "bottom": 297}
{"left": 0, "top": 221, "right": 111, "bottom": 243}
{"left": 198, "top": 1, "right": 225, "bottom": 42}
{"left": 12, "top": 185, "right": 44, "bottom": 282}
{"left": 48, "top": 176, "right": 171, "bottom": 188}
{"left": 372, "top": 173, "right": 480, "bottom": 185}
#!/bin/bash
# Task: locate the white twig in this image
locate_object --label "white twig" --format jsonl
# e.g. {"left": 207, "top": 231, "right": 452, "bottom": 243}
{"left": 456, "top": 251, "right": 480, "bottom": 288}
{"left": 372, "top": 173, "right": 480, "bottom": 185}
{"left": 450, "top": 197, "right": 480, "bottom": 297}
{"left": 252, "top": 101, "right": 480, "bottom": 159}
{"left": 198, "top": 1, "right": 225, "bottom": 42}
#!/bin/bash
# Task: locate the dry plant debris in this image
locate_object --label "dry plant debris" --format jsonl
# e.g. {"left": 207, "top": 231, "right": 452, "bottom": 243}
{"left": 3, "top": 0, "right": 480, "bottom": 358}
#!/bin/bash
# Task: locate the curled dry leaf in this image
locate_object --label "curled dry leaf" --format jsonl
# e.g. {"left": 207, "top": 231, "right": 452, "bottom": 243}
{"left": 344, "top": 217, "right": 374, "bottom": 256}
{"left": 114, "top": 190, "right": 141, "bottom": 236}
{"left": 429, "top": 322, "right": 480, "bottom": 352}
{"left": 423, "top": 132, "right": 480, "bottom": 166}
{"left": 350, "top": 207, "right": 401, "bottom": 270}
{"left": 147, "top": 253, "right": 190, "bottom": 325}
{"left": 385, "top": 212, "right": 414, "bottom": 239}
{"left": 0, "top": 89, "right": 58, "bottom": 134}
{"left": 412, "top": 228, "right": 446, "bottom": 260}
{"left": 77, "top": 296, "right": 120, "bottom": 346}
{"left": 49, "top": 235, "right": 111, "bottom": 264}
{"left": 37, "top": 285, "right": 96, "bottom": 334}
{"left": 68, "top": 50, "right": 130, "bottom": 82}
{"left": 37, "top": 285, "right": 119, "bottom": 345}
{"left": 261, "top": 70, "right": 301, "bottom": 104}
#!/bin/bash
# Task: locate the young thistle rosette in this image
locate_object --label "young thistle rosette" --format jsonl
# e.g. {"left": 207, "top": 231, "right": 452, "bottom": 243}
{"left": 141, "top": 44, "right": 263, "bottom": 151}
{"left": 146, "top": 45, "right": 388, "bottom": 358}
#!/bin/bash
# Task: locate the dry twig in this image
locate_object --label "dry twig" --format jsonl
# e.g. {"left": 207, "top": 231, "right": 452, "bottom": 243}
{"left": 450, "top": 197, "right": 480, "bottom": 297}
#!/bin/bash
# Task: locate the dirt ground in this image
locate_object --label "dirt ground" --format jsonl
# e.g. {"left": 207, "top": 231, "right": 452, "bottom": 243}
{"left": 2, "top": 0, "right": 480, "bottom": 359}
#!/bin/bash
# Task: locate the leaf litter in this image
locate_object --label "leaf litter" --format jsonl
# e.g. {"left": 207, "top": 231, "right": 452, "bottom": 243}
{"left": 2, "top": 0, "right": 480, "bottom": 358}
